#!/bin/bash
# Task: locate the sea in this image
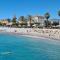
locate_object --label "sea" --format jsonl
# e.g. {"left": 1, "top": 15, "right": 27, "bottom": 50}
{"left": 0, "top": 33, "right": 60, "bottom": 60}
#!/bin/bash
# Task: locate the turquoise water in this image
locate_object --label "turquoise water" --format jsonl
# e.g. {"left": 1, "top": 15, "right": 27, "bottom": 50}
{"left": 0, "top": 33, "right": 60, "bottom": 60}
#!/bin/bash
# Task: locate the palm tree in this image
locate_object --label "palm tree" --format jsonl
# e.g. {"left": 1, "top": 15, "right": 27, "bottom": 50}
{"left": 20, "top": 16, "right": 24, "bottom": 21}
{"left": 19, "top": 16, "right": 26, "bottom": 27}
{"left": 12, "top": 16, "right": 17, "bottom": 27}
{"left": 20, "top": 16, "right": 25, "bottom": 27}
{"left": 7, "top": 18, "right": 11, "bottom": 22}
{"left": 58, "top": 10, "right": 60, "bottom": 16}
{"left": 0, "top": 22, "right": 2, "bottom": 26}
{"left": 28, "top": 15, "right": 32, "bottom": 28}
{"left": 44, "top": 12, "right": 50, "bottom": 27}
{"left": 12, "top": 16, "right": 17, "bottom": 25}
{"left": 58, "top": 10, "right": 60, "bottom": 26}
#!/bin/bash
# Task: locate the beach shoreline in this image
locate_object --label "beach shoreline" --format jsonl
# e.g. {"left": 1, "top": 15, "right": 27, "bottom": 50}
{"left": 0, "top": 27, "right": 60, "bottom": 40}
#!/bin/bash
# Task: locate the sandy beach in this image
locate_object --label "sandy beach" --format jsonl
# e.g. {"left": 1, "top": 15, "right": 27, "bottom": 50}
{"left": 0, "top": 27, "right": 60, "bottom": 40}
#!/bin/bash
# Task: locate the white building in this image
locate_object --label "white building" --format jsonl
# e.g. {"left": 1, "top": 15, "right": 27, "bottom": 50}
{"left": 32, "top": 15, "right": 46, "bottom": 27}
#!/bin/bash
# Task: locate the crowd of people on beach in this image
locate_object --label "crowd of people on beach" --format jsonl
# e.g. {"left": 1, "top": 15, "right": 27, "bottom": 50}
{"left": 0, "top": 27, "right": 60, "bottom": 40}
{"left": 33, "top": 29, "right": 60, "bottom": 40}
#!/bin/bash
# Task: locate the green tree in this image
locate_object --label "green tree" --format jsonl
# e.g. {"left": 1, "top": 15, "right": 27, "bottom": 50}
{"left": 12, "top": 16, "right": 17, "bottom": 26}
{"left": 20, "top": 16, "right": 25, "bottom": 27}
{"left": 28, "top": 15, "right": 32, "bottom": 28}
{"left": 18, "top": 16, "right": 27, "bottom": 27}
{"left": 44, "top": 12, "right": 50, "bottom": 27}
{"left": 58, "top": 10, "right": 60, "bottom": 16}
{"left": 7, "top": 18, "right": 11, "bottom": 22}
{"left": 0, "top": 22, "right": 2, "bottom": 26}
{"left": 52, "top": 21, "right": 59, "bottom": 26}
{"left": 20, "top": 16, "right": 24, "bottom": 21}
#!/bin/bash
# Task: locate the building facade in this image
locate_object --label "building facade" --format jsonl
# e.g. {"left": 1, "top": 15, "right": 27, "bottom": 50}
{"left": 32, "top": 15, "right": 46, "bottom": 27}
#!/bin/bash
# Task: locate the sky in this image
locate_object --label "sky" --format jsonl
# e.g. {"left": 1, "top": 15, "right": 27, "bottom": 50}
{"left": 0, "top": 0, "right": 60, "bottom": 19}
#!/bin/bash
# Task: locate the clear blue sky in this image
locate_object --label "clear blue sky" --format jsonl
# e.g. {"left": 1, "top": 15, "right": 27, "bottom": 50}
{"left": 0, "top": 0, "right": 60, "bottom": 19}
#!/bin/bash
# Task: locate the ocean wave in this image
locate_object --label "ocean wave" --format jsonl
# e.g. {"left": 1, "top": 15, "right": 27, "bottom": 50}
{"left": 0, "top": 51, "right": 12, "bottom": 55}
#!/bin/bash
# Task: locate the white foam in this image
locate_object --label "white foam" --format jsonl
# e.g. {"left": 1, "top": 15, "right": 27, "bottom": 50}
{"left": 1, "top": 51, "right": 12, "bottom": 55}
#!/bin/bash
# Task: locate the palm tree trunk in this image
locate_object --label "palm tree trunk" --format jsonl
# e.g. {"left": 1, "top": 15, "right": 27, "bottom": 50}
{"left": 47, "top": 19, "right": 48, "bottom": 28}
